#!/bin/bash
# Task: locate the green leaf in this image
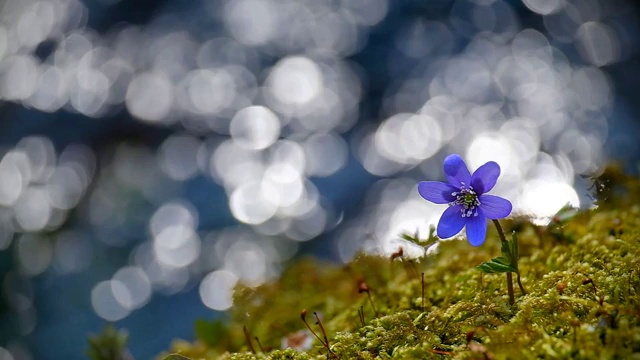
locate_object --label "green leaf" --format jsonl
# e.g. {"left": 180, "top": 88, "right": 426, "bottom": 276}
{"left": 399, "top": 231, "right": 419, "bottom": 244}
{"left": 427, "top": 224, "right": 436, "bottom": 240}
{"left": 478, "top": 230, "right": 521, "bottom": 274}
{"left": 161, "top": 355, "right": 192, "bottom": 360}
{"left": 500, "top": 238, "right": 510, "bottom": 256}
{"left": 194, "top": 319, "right": 229, "bottom": 347}
{"left": 477, "top": 255, "right": 517, "bottom": 273}
{"left": 510, "top": 232, "right": 519, "bottom": 267}
{"left": 86, "top": 325, "right": 130, "bottom": 360}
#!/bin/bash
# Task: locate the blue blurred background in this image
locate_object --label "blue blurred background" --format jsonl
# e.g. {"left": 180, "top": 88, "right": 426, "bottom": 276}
{"left": 0, "top": 0, "right": 639, "bottom": 359}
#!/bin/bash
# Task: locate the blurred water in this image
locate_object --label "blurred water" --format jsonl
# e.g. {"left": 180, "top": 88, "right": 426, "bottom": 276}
{"left": 0, "top": 0, "right": 639, "bottom": 359}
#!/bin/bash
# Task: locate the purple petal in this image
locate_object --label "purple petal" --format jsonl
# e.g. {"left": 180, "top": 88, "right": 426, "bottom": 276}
{"left": 470, "top": 161, "right": 500, "bottom": 194}
{"left": 443, "top": 154, "right": 471, "bottom": 189}
{"left": 418, "top": 181, "right": 458, "bottom": 204}
{"left": 478, "top": 195, "right": 512, "bottom": 219}
{"left": 437, "top": 205, "right": 466, "bottom": 239}
{"left": 465, "top": 209, "right": 487, "bottom": 246}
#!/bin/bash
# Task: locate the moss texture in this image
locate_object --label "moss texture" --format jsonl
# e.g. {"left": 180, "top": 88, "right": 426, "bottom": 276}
{"left": 162, "top": 166, "right": 640, "bottom": 359}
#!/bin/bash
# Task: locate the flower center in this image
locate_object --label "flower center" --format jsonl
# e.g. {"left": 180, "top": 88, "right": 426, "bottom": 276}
{"left": 451, "top": 183, "right": 481, "bottom": 218}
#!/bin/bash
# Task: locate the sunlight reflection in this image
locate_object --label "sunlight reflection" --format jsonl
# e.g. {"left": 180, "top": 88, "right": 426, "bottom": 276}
{"left": 91, "top": 280, "right": 130, "bottom": 321}
{"left": 199, "top": 269, "right": 238, "bottom": 311}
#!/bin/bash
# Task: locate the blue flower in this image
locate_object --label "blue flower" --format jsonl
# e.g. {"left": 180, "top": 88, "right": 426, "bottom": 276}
{"left": 418, "top": 154, "right": 512, "bottom": 246}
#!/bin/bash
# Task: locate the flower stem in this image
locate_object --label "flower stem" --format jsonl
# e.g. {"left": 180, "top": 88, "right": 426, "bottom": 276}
{"left": 506, "top": 272, "right": 515, "bottom": 305}
{"left": 492, "top": 220, "right": 515, "bottom": 305}
{"left": 492, "top": 219, "right": 508, "bottom": 244}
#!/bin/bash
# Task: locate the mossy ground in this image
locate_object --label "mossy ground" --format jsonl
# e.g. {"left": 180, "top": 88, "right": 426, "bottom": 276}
{"left": 162, "top": 167, "right": 640, "bottom": 360}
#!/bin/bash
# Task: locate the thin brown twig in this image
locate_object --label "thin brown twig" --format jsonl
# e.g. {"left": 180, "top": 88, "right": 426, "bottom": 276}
{"left": 516, "top": 272, "right": 527, "bottom": 295}
{"left": 358, "top": 306, "right": 365, "bottom": 327}
{"left": 314, "top": 312, "right": 330, "bottom": 350}
{"left": 254, "top": 337, "right": 266, "bottom": 353}
{"left": 300, "top": 310, "right": 338, "bottom": 359}
{"left": 243, "top": 326, "right": 256, "bottom": 354}
{"left": 301, "top": 310, "right": 326, "bottom": 346}
{"left": 358, "top": 281, "right": 378, "bottom": 316}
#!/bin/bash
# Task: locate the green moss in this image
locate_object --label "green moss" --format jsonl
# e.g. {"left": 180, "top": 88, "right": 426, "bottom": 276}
{"left": 162, "top": 167, "right": 640, "bottom": 359}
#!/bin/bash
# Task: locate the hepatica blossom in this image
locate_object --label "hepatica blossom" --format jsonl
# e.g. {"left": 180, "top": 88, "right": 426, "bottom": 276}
{"left": 419, "top": 154, "right": 512, "bottom": 246}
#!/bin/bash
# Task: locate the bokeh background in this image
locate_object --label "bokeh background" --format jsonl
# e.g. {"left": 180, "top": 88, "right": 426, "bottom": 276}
{"left": 0, "top": 0, "right": 639, "bottom": 358}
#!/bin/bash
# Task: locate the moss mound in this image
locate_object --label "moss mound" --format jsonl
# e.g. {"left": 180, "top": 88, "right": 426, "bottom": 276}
{"left": 162, "top": 167, "right": 640, "bottom": 359}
